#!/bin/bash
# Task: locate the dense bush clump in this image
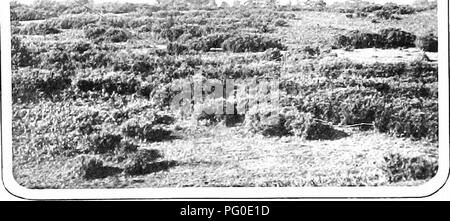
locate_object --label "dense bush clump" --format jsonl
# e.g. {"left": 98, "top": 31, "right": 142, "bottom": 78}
{"left": 263, "top": 48, "right": 283, "bottom": 61}
{"left": 74, "top": 156, "right": 106, "bottom": 180}
{"left": 76, "top": 72, "right": 140, "bottom": 95}
{"left": 11, "top": 36, "right": 33, "bottom": 68}
{"left": 245, "top": 105, "right": 341, "bottom": 140}
{"left": 334, "top": 30, "right": 384, "bottom": 49}
{"left": 12, "top": 69, "right": 72, "bottom": 102}
{"left": 167, "top": 42, "right": 189, "bottom": 55}
{"left": 105, "top": 28, "right": 130, "bottom": 42}
{"left": 19, "top": 22, "right": 61, "bottom": 35}
{"left": 187, "top": 33, "right": 231, "bottom": 52}
{"left": 382, "top": 152, "right": 438, "bottom": 183}
{"left": 375, "top": 99, "right": 438, "bottom": 141}
{"left": 221, "top": 34, "right": 285, "bottom": 53}
{"left": 85, "top": 26, "right": 130, "bottom": 42}
{"left": 121, "top": 113, "right": 174, "bottom": 142}
{"left": 37, "top": 42, "right": 114, "bottom": 70}
{"left": 85, "top": 26, "right": 107, "bottom": 40}
{"left": 335, "top": 28, "right": 416, "bottom": 49}
{"left": 123, "top": 149, "right": 163, "bottom": 175}
{"left": 379, "top": 28, "right": 416, "bottom": 48}
{"left": 415, "top": 33, "right": 438, "bottom": 52}
{"left": 86, "top": 133, "right": 123, "bottom": 154}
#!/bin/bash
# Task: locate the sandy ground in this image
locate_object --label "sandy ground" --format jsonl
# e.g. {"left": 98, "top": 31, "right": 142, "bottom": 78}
{"left": 331, "top": 48, "right": 438, "bottom": 64}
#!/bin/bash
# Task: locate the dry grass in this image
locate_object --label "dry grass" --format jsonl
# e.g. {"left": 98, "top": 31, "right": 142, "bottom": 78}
{"left": 14, "top": 124, "right": 438, "bottom": 188}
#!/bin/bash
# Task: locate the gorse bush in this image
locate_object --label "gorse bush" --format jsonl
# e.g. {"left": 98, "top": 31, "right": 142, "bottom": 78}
{"left": 12, "top": 69, "right": 72, "bottom": 102}
{"left": 10, "top": 1, "right": 60, "bottom": 21}
{"left": 375, "top": 98, "right": 438, "bottom": 141}
{"left": 36, "top": 42, "right": 114, "bottom": 70}
{"left": 121, "top": 113, "right": 174, "bottom": 142}
{"left": 11, "top": 36, "right": 33, "bottom": 68}
{"left": 379, "top": 28, "right": 416, "bottom": 48}
{"left": 85, "top": 26, "right": 130, "bottom": 42}
{"left": 245, "top": 105, "right": 340, "bottom": 140}
{"left": 186, "top": 32, "right": 231, "bottom": 52}
{"left": 416, "top": 33, "right": 438, "bottom": 52}
{"left": 85, "top": 26, "right": 107, "bottom": 40}
{"left": 19, "top": 22, "right": 61, "bottom": 35}
{"left": 274, "top": 19, "right": 289, "bottom": 27}
{"left": 159, "top": 26, "right": 186, "bottom": 41}
{"left": 167, "top": 42, "right": 189, "bottom": 55}
{"left": 221, "top": 34, "right": 285, "bottom": 53}
{"left": 334, "top": 29, "right": 416, "bottom": 49}
{"left": 105, "top": 28, "right": 130, "bottom": 42}
{"left": 334, "top": 30, "right": 385, "bottom": 49}
{"left": 76, "top": 71, "right": 141, "bottom": 96}
{"left": 86, "top": 133, "right": 123, "bottom": 154}
{"left": 123, "top": 149, "right": 163, "bottom": 176}
{"left": 263, "top": 48, "right": 283, "bottom": 61}
{"left": 382, "top": 152, "right": 438, "bottom": 183}
{"left": 70, "top": 155, "right": 106, "bottom": 180}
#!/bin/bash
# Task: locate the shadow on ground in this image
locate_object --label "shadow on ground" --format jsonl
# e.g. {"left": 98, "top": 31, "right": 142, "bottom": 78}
{"left": 86, "top": 166, "right": 123, "bottom": 180}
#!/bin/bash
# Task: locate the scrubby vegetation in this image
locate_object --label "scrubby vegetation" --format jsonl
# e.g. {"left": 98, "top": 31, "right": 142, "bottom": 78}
{"left": 382, "top": 152, "right": 438, "bottom": 183}
{"left": 11, "top": 0, "right": 439, "bottom": 188}
{"left": 334, "top": 28, "right": 417, "bottom": 49}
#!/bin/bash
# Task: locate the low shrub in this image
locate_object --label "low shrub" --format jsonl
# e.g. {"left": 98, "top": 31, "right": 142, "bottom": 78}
{"left": 263, "top": 48, "right": 283, "bottom": 61}
{"left": 274, "top": 19, "right": 289, "bottom": 27}
{"left": 105, "top": 28, "right": 130, "bottom": 42}
{"left": 12, "top": 69, "right": 72, "bottom": 102}
{"left": 375, "top": 100, "right": 438, "bottom": 141}
{"left": 121, "top": 114, "right": 174, "bottom": 142}
{"left": 221, "top": 34, "right": 285, "bottom": 53}
{"left": 187, "top": 33, "right": 231, "bottom": 52}
{"left": 11, "top": 36, "right": 33, "bottom": 68}
{"left": 36, "top": 42, "right": 114, "bottom": 70}
{"left": 159, "top": 26, "right": 185, "bottom": 41}
{"left": 84, "top": 26, "right": 106, "bottom": 40}
{"left": 85, "top": 26, "right": 130, "bottom": 42}
{"left": 379, "top": 28, "right": 416, "bottom": 48}
{"left": 382, "top": 152, "right": 438, "bottom": 183}
{"left": 19, "top": 22, "right": 61, "bottom": 35}
{"left": 415, "top": 33, "right": 438, "bottom": 52}
{"left": 245, "top": 105, "right": 340, "bottom": 140}
{"left": 192, "top": 100, "right": 225, "bottom": 125}
{"left": 86, "top": 133, "right": 123, "bottom": 154}
{"left": 334, "top": 29, "right": 416, "bottom": 49}
{"left": 76, "top": 156, "right": 105, "bottom": 180}
{"left": 76, "top": 111, "right": 106, "bottom": 135}
{"left": 76, "top": 72, "right": 140, "bottom": 95}
{"left": 334, "top": 30, "right": 384, "bottom": 49}
{"left": 123, "top": 149, "right": 163, "bottom": 176}
{"left": 167, "top": 42, "right": 189, "bottom": 55}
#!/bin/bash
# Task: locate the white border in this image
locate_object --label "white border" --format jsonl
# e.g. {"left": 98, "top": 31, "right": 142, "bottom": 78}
{"left": 1, "top": 0, "right": 449, "bottom": 200}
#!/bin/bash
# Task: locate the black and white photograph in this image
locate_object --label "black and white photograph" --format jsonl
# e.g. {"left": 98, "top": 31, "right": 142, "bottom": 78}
{"left": 0, "top": 0, "right": 447, "bottom": 197}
